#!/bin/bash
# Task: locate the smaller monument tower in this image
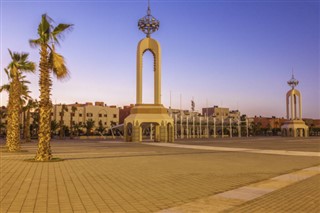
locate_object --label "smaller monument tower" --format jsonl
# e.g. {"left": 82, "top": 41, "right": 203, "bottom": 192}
{"left": 281, "top": 72, "right": 308, "bottom": 137}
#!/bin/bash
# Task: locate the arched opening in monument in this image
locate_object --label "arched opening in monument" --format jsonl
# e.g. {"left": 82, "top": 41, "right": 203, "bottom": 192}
{"left": 140, "top": 122, "right": 159, "bottom": 142}
{"left": 142, "top": 50, "right": 155, "bottom": 104}
{"left": 125, "top": 122, "right": 133, "bottom": 141}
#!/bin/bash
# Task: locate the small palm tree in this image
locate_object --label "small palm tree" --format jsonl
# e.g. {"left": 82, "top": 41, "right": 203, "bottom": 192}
{"left": 0, "top": 108, "right": 6, "bottom": 136}
{"left": 97, "top": 120, "right": 106, "bottom": 135}
{"left": 84, "top": 120, "right": 95, "bottom": 136}
{"left": 30, "top": 14, "right": 73, "bottom": 161}
{"left": 59, "top": 104, "right": 68, "bottom": 139}
{"left": 2, "top": 50, "right": 35, "bottom": 151}
{"left": 70, "top": 106, "right": 77, "bottom": 139}
{"left": 23, "top": 99, "right": 38, "bottom": 143}
{"left": 30, "top": 103, "right": 40, "bottom": 138}
{"left": 2, "top": 75, "right": 32, "bottom": 143}
{"left": 51, "top": 120, "right": 59, "bottom": 136}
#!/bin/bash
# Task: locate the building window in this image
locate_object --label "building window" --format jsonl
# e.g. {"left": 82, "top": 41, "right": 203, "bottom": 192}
{"left": 104, "top": 122, "right": 107, "bottom": 125}
{"left": 51, "top": 113, "right": 53, "bottom": 116}
{"left": 79, "top": 113, "right": 82, "bottom": 117}
{"left": 113, "top": 114, "right": 117, "bottom": 118}
{"left": 87, "top": 113, "right": 93, "bottom": 117}
{"left": 104, "top": 114, "right": 107, "bottom": 117}
{"left": 99, "top": 114, "right": 102, "bottom": 117}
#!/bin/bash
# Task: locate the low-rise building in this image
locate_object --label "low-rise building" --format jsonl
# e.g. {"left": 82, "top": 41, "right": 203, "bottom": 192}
{"left": 52, "top": 102, "right": 119, "bottom": 130}
{"left": 202, "top": 106, "right": 240, "bottom": 120}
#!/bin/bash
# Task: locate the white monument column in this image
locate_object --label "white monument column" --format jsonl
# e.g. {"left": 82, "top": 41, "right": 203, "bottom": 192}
{"left": 193, "top": 116, "right": 195, "bottom": 138}
{"left": 186, "top": 116, "right": 189, "bottom": 138}
{"left": 281, "top": 73, "right": 308, "bottom": 138}
{"left": 291, "top": 94, "right": 294, "bottom": 120}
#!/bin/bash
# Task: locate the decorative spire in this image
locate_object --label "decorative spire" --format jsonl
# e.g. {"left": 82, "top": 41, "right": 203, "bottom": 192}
{"left": 287, "top": 69, "right": 299, "bottom": 89}
{"left": 138, "top": 0, "right": 160, "bottom": 37}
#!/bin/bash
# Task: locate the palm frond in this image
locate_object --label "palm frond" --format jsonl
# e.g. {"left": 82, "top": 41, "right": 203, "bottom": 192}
{"left": 0, "top": 84, "right": 10, "bottom": 93}
{"left": 8, "top": 49, "right": 13, "bottom": 59}
{"left": 49, "top": 50, "right": 70, "bottom": 80}
{"left": 19, "top": 53, "right": 29, "bottom": 62}
{"left": 4, "top": 68, "right": 12, "bottom": 80}
{"left": 29, "top": 38, "right": 42, "bottom": 48}
{"left": 19, "top": 61, "right": 36, "bottom": 73}
{"left": 38, "top": 14, "right": 52, "bottom": 40}
{"left": 52, "top": 24, "right": 73, "bottom": 45}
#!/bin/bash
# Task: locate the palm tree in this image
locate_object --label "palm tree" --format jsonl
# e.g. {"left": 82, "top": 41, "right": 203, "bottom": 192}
{"left": 97, "top": 120, "right": 106, "bottom": 135}
{"left": 0, "top": 107, "right": 7, "bottom": 136}
{"left": 73, "top": 122, "right": 82, "bottom": 136}
{"left": 2, "top": 50, "right": 35, "bottom": 151}
{"left": 70, "top": 106, "right": 77, "bottom": 139}
{"left": 51, "top": 120, "right": 59, "bottom": 136}
{"left": 31, "top": 104, "right": 40, "bottom": 138}
{"left": 59, "top": 104, "right": 68, "bottom": 139}
{"left": 1, "top": 74, "right": 32, "bottom": 144}
{"left": 29, "top": 14, "right": 73, "bottom": 161}
{"left": 23, "top": 99, "right": 37, "bottom": 143}
{"left": 84, "top": 120, "right": 95, "bottom": 136}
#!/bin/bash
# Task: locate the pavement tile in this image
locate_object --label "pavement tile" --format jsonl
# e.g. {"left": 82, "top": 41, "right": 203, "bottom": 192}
{"left": 1, "top": 137, "right": 319, "bottom": 213}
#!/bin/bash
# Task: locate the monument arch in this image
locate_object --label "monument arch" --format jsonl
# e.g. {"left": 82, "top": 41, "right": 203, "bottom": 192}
{"left": 124, "top": 1, "right": 174, "bottom": 142}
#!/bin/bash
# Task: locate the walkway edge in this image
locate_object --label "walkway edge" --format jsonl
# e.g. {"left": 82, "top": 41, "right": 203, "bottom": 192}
{"left": 157, "top": 165, "right": 320, "bottom": 213}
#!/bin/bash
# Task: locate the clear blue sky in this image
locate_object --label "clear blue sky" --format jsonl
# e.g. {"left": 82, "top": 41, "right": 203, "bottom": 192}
{"left": 1, "top": 0, "right": 319, "bottom": 118}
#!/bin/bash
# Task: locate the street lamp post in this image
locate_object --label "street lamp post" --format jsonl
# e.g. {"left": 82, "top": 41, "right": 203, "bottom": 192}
{"left": 206, "top": 116, "right": 209, "bottom": 138}
{"left": 246, "top": 119, "right": 249, "bottom": 137}
{"left": 175, "top": 114, "right": 177, "bottom": 139}
{"left": 213, "top": 117, "right": 216, "bottom": 138}
{"left": 186, "top": 115, "right": 189, "bottom": 139}
{"left": 229, "top": 118, "right": 232, "bottom": 138}
{"left": 238, "top": 119, "right": 241, "bottom": 138}
{"left": 222, "top": 116, "right": 224, "bottom": 138}
{"left": 199, "top": 116, "right": 202, "bottom": 138}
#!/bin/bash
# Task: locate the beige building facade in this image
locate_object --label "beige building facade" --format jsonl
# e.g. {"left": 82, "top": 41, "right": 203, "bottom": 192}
{"left": 52, "top": 102, "right": 119, "bottom": 131}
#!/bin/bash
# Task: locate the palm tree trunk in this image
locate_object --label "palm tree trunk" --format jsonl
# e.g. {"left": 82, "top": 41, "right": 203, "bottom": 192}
{"left": 5, "top": 93, "right": 13, "bottom": 148}
{"left": 35, "top": 45, "right": 52, "bottom": 161}
{"left": 7, "top": 74, "right": 21, "bottom": 151}
{"left": 25, "top": 109, "right": 31, "bottom": 142}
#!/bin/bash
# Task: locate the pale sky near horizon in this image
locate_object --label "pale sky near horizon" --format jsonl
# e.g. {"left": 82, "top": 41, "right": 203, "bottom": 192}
{"left": 0, "top": 0, "right": 319, "bottom": 118}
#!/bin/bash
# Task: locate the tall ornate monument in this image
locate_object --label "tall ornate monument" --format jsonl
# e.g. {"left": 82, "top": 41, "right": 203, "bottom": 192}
{"left": 281, "top": 73, "right": 308, "bottom": 137}
{"left": 124, "top": 1, "right": 174, "bottom": 142}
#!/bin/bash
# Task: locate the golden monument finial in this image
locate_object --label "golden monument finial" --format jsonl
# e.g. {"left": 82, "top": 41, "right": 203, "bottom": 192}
{"left": 138, "top": 0, "right": 160, "bottom": 37}
{"left": 287, "top": 69, "right": 299, "bottom": 89}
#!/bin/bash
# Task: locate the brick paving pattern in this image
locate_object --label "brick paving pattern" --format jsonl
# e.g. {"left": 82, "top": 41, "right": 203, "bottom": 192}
{"left": 0, "top": 137, "right": 319, "bottom": 212}
{"left": 225, "top": 174, "right": 320, "bottom": 213}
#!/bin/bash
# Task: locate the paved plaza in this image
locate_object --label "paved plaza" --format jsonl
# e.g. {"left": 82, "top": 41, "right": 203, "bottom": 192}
{"left": 0, "top": 137, "right": 319, "bottom": 213}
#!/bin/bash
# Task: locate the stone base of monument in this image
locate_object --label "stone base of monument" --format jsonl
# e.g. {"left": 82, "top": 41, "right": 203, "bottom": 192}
{"left": 281, "top": 120, "right": 309, "bottom": 137}
{"left": 124, "top": 104, "right": 174, "bottom": 143}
